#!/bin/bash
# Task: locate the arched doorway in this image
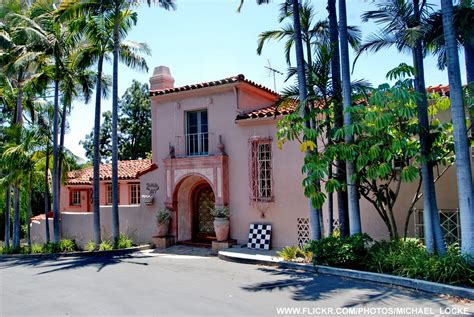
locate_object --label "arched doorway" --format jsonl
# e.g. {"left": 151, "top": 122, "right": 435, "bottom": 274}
{"left": 192, "top": 184, "right": 215, "bottom": 242}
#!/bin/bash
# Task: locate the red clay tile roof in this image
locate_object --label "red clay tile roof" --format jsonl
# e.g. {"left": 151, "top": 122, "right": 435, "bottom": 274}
{"left": 150, "top": 74, "right": 278, "bottom": 97}
{"left": 66, "top": 160, "right": 153, "bottom": 185}
{"left": 426, "top": 84, "right": 450, "bottom": 96}
{"left": 236, "top": 99, "right": 297, "bottom": 121}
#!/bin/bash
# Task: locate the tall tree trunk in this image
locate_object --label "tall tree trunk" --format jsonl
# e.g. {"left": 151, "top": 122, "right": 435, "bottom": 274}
{"left": 52, "top": 79, "right": 60, "bottom": 243}
{"left": 4, "top": 186, "right": 11, "bottom": 248}
{"left": 413, "top": 0, "right": 446, "bottom": 255}
{"left": 327, "top": 0, "right": 348, "bottom": 236}
{"left": 44, "top": 146, "right": 50, "bottom": 243}
{"left": 305, "top": 16, "right": 324, "bottom": 238}
{"left": 441, "top": 0, "right": 474, "bottom": 257}
{"left": 57, "top": 101, "right": 68, "bottom": 208}
{"left": 111, "top": 11, "right": 120, "bottom": 247}
{"left": 292, "top": 0, "right": 321, "bottom": 240}
{"left": 12, "top": 75, "right": 23, "bottom": 250}
{"left": 27, "top": 173, "right": 32, "bottom": 253}
{"left": 12, "top": 181, "right": 20, "bottom": 249}
{"left": 93, "top": 55, "right": 104, "bottom": 247}
{"left": 338, "top": 0, "right": 361, "bottom": 235}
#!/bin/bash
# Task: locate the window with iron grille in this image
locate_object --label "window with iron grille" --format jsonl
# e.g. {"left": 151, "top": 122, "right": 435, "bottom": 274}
{"left": 106, "top": 184, "right": 120, "bottom": 205}
{"left": 249, "top": 137, "right": 273, "bottom": 202}
{"left": 414, "top": 209, "right": 460, "bottom": 245}
{"left": 129, "top": 184, "right": 140, "bottom": 205}
{"left": 70, "top": 190, "right": 81, "bottom": 206}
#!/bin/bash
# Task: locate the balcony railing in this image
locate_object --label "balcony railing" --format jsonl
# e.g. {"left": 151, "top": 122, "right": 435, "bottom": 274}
{"left": 174, "top": 132, "right": 217, "bottom": 157}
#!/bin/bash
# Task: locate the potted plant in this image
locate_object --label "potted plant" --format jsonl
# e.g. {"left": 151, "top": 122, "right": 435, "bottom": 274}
{"left": 210, "top": 206, "right": 230, "bottom": 242}
{"left": 156, "top": 208, "right": 172, "bottom": 237}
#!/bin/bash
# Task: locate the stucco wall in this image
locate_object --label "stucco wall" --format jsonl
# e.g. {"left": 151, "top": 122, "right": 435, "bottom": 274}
{"left": 31, "top": 204, "right": 157, "bottom": 249}
{"left": 148, "top": 77, "right": 470, "bottom": 249}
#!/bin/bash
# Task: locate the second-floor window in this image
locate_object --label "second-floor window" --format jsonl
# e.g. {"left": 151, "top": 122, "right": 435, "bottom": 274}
{"left": 186, "top": 109, "right": 208, "bottom": 156}
{"left": 129, "top": 184, "right": 140, "bottom": 205}
{"left": 249, "top": 137, "right": 273, "bottom": 202}
{"left": 106, "top": 184, "right": 120, "bottom": 205}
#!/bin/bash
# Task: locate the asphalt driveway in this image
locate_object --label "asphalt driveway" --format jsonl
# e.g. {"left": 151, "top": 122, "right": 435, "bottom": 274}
{"left": 1, "top": 247, "right": 472, "bottom": 316}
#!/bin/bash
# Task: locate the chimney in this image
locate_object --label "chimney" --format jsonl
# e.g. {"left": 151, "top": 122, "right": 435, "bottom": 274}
{"left": 150, "top": 66, "right": 175, "bottom": 91}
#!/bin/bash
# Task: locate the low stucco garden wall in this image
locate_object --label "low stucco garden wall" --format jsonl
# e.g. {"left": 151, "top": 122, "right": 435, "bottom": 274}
{"left": 31, "top": 205, "right": 157, "bottom": 249}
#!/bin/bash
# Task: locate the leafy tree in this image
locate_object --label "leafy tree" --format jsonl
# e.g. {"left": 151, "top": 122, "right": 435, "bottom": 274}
{"left": 81, "top": 111, "right": 113, "bottom": 162}
{"left": 358, "top": 0, "right": 446, "bottom": 254}
{"left": 80, "top": 81, "right": 151, "bottom": 162}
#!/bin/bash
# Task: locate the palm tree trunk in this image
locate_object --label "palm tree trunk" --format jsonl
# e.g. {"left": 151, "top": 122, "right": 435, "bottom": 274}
{"left": 15, "top": 72, "right": 23, "bottom": 125}
{"left": 441, "top": 0, "right": 474, "bottom": 257}
{"left": 338, "top": 0, "right": 361, "bottom": 235}
{"left": 12, "top": 181, "right": 20, "bottom": 249}
{"left": 4, "top": 186, "right": 11, "bottom": 248}
{"left": 27, "top": 173, "right": 33, "bottom": 253}
{"left": 292, "top": 0, "right": 321, "bottom": 240}
{"left": 111, "top": 10, "right": 120, "bottom": 247}
{"left": 44, "top": 145, "right": 50, "bottom": 243}
{"left": 57, "top": 101, "right": 68, "bottom": 208}
{"left": 93, "top": 55, "right": 104, "bottom": 247}
{"left": 52, "top": 78, "right": 60, "bottom": 243}
{"left": 327, "top": 0, "right": 348, "bottom": 236}
{"left": 413, "top": 0, "right": 445, "bottom": 255}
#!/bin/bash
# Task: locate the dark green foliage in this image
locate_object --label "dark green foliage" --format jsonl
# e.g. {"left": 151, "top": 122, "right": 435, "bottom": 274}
{"left": 306, "top": 233, "right": 372, "bottom": 269}
{"left": 305, "top": 235, "right": 474, "bottom": 286}
{"left": 115, "top": 233, "right": 134, "bottom": 249}
{"left": 366, "top": 240, "right": 473, "bottom": 286}
{"left": 59, "top": 239, "right": 77, "bottom": 252}
{"left": 80, "top": 81, "right": 151, "bottom": 162}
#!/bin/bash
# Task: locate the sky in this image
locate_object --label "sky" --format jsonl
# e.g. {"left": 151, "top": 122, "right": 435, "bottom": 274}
{"left": 65, "top": 0, "right": 467, "bottom": 160}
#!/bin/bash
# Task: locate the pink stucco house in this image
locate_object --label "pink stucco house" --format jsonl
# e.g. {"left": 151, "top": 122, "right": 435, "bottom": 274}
{"left": 32, "top": 66, "right": 466, "bottom": 249}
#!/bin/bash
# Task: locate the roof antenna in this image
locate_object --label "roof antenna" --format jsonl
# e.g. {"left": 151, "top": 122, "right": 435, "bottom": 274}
{"left": 264, "top": 59, "right": 283, "bottom": 92}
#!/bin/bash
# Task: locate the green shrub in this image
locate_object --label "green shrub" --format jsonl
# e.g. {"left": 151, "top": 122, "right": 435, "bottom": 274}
{"left": 59, "top": 239, "right": 77, "bottom": 253}
{"left": 156, "top": 208, "right": 172, "bottom": 224}
{"left": 85, "top": 240, "right": 96, "bottom": 252}
{"left": 99, "top": 240, "right": 113, "bottom": 251}
{"left": 0, "top": 245, "right": 13, "bottom": 254}
{"left": 306, "top": 233, "right": 372, "bottom": 269}
{"left": 42, "top": 242, "right": 61, "bottom": 253}
{"left": 116, "top": 233, "right": 134, "bottom": 249}
{"left": 30, "top": 244, "right": 44, "bottom": 254}
{"left": 364, "top": 239, "right": 473, "bottom": 286}
{"left": 278, "top": 245, "right": 313, "bottom": 263}
{"left": 277, "top": 245, "right": 300, "bottom": 261}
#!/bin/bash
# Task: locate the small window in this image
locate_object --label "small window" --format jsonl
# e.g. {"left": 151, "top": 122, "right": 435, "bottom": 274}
{"left": 106, "top": 184, "right": 120, "bottom": 205}
{"left": 71, "top": 190, "right": 81, "bottom": 206}
{"left": 129, "top": 184, "right": 140, "bottom": 205}
{"left": 249, "top": 137, "right": 273, "bottom": 202}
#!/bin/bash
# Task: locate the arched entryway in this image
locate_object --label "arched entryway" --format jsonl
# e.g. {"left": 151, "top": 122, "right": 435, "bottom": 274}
{"left": 192, "top": 183, "right": 215, "bottom": 242}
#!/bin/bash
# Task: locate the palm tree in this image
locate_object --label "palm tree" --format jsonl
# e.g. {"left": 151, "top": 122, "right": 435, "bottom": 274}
{"left": 339, "top": 0, "right": 361, "bottom": 235}
{"left": 58, "top": 0, "right": 166, "bottom": 247}
{"left": 327, "top": 0, "right": 348, "bottom": 236}
{"left": 424, "top": 2, "right": 474, "bottom": 141}
{"left": 440, "top": 0, "right": 474, "bottom": 258}
{"left": 358, "top": 0, "right": 445, "bottom": 254}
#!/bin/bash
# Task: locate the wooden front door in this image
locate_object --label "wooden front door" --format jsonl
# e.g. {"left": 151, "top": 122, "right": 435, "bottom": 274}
{"left": 193, "top": 185, "right": 215, "bottom": 241}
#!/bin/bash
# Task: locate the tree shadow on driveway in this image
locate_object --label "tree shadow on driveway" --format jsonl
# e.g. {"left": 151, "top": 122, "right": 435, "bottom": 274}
{"left": 0, "top": 253, "right": 152, "bottom": 274}
{"left": 242, "top": 266, "right": 450, "bottom": 309}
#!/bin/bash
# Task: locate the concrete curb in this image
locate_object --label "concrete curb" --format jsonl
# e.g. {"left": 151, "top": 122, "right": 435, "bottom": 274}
{"left": 0, "top": 244, "right": 153, "bottom": 260}
{"left": 218, "top": 251, "right": 474, "bottom": 300}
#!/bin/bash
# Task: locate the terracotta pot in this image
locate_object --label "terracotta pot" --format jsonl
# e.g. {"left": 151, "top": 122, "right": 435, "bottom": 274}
{"left": 157, "top": 220, "right": 170, "bottom": 237}
{"left": 214, "top": 217, "right": 229, "bottom": 242}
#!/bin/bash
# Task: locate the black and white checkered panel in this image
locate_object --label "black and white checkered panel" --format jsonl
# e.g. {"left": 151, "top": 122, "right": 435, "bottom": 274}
{"left": 247, "top": 223, "right": 272, "bottom": 250}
